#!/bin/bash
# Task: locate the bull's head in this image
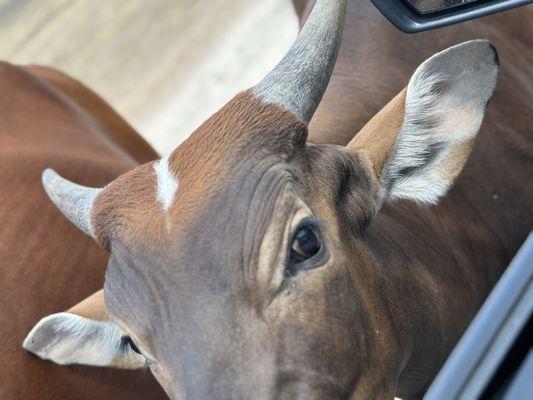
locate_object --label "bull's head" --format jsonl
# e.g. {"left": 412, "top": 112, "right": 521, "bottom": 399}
{"left": 24, "top": 0, "right": 499, "bottom": 398}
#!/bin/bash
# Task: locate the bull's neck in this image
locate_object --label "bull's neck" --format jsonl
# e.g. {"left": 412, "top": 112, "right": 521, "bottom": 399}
{"left": 364, "top": 196, "right": 507, "bottom": 396}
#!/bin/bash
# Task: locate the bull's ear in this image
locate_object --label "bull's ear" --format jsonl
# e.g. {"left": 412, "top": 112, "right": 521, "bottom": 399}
{"left": 23, "top": 290, "right": 145, "bottom": 369}
{"left": 349, "top": 40, "right": 499, "bottom": 205}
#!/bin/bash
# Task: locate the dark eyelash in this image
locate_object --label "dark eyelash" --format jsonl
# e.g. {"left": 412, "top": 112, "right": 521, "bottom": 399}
{"left": 289, "top": 218, "right": 324, "bottom": 240}
{"left": 284, "top": 218, "right": 326, "bottom": 278}
{"left": 121, "top": 336, "right": 142, "bottom": 354}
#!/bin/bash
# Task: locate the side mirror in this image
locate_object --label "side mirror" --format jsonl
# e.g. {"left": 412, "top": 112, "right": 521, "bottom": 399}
{"left": 371, "top": 0, "right": 530, "bottom": 33}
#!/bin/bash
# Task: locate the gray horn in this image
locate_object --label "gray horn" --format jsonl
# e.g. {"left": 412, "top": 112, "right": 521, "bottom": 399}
{"left": 253, "top": 0, "right": 346, "bottom": 122}
{"left": 42, "top": 169, "right": 102, "bottom": 238}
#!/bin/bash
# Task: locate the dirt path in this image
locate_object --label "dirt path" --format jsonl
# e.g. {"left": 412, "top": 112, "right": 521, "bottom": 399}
{"left": 0, "top": 0, "right": 297, "bottom": 153}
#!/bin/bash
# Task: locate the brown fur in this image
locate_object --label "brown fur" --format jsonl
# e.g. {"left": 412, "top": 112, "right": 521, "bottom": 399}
{"left": 14, "top": 2, "right": 532, "bottom": 399}
{"left": 0, "top": 62, "right": 166, "bottom": 399}
{"left": 300, "top": 0, "right": 533, "bottom": 256}
{"left": 294, "top": 0, "right": 532, "bottom": 396}
{"left": 26, "top": 66, "right": 159, "bottom": 165}
{"left": 68, "top": 290, "right": 108, "bottom": 321}
{"left": 92, "top": 90, "right": 307, "bottom": 248}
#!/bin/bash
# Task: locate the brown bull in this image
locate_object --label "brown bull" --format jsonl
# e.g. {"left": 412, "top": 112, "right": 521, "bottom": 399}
{"left": 17, "top": 0, "right": 533, "bottom": 399}
{"left": 0, "top": 65, "right": 166, "bottom": 398}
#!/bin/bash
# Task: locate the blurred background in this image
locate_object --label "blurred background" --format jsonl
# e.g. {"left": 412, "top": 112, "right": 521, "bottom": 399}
{"left": 0, "top": 0, "right": 298, "bottom": 154}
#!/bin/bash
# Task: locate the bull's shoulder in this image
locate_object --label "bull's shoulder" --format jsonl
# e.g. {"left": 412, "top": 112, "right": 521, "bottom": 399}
{"left": 0, "top": 61, "right": 157, "bottom": 167}
{"left": 25, "top": 65, "right": 158, "bottom": 163}
{"left": 25, "top": 65, "right": 158, "bottom": 164}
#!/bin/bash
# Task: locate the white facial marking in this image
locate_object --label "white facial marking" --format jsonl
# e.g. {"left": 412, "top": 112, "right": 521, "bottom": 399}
{"left": 23, "top": 312, "right": 145, "bottom": 369}
{"left": 154, "top": 153, "right": 179, "bottom": 210}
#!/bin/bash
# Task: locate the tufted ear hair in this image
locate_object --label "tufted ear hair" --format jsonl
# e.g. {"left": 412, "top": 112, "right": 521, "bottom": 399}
{"left": 348, "top": 40, "right": 499, "bottom": 205}
{"left": 23, "top": 290, "right": 145, "bottom": 369}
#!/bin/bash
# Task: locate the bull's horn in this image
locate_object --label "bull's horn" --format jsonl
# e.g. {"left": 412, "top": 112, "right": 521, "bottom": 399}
{"left": 42, "top": 169, "right": 102, "bottom": 238}
{"left": 253, "top": 0, "right": 346, "bottom": 122}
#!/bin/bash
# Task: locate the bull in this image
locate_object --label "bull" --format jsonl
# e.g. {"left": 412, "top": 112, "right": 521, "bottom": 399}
{"left": 16, "top": 0, "right": 533, "bottom": 398}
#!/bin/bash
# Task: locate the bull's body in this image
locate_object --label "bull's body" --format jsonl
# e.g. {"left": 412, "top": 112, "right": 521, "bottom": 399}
{"left": 296, "top": 1, "right": 533, "bottom": 395}
{"left": 0, "top": 64, "right": 165, "bottom": 399}
{"left": 1, "top": 1, "right": 532, "bottom": 399}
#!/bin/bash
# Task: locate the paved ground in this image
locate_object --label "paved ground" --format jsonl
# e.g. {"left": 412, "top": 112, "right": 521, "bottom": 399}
{"left": 0, "top": 0, "right": 298, "bottom": 154}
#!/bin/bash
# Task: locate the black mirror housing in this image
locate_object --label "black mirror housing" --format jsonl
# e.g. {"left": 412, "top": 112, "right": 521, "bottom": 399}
{"left": 371, "top": 0, "right": 531, "bottom": 33}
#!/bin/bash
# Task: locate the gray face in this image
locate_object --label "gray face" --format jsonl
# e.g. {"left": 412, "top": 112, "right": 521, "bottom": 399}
{"left": 30, "top": 27, "right": 498, "bottom": 398}
{"left": 101, "top": 140, "right": 390, "bottom": 399}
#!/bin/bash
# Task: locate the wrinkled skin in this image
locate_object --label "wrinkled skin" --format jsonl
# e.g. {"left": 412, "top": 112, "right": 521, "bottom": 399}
{"left": 101, "top": 130, "right": 403, "bottom": 399}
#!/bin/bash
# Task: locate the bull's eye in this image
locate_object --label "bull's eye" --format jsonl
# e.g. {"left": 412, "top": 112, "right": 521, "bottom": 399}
{"left": 123, "top": 336, "right": 142, "bottom": 355}
{"left": 286, "top": 225, "right": 323, "bottom": 276}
